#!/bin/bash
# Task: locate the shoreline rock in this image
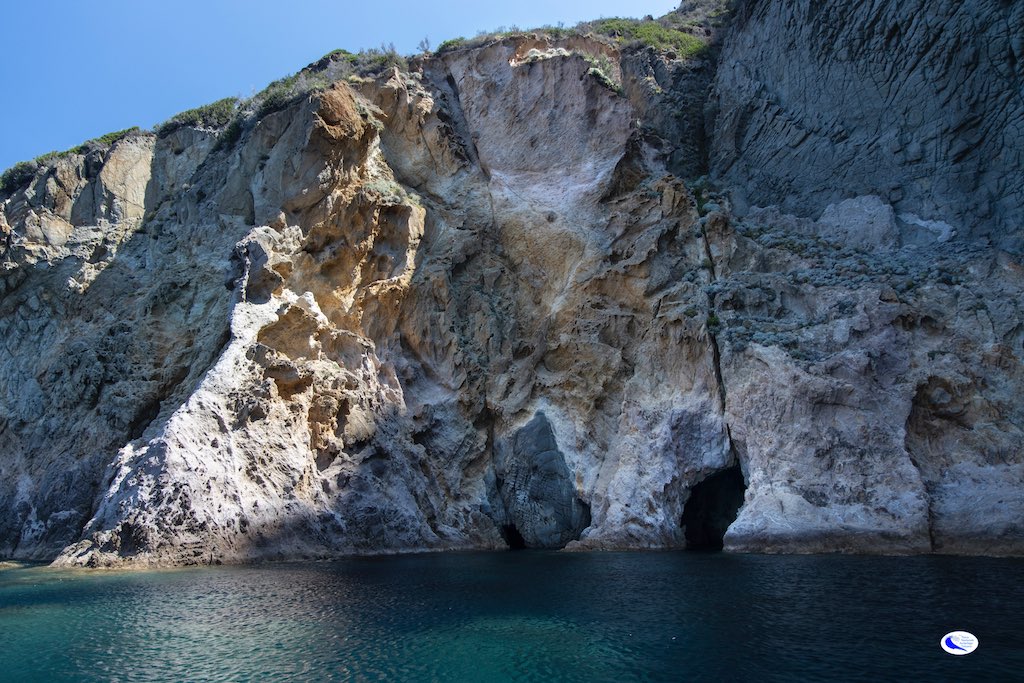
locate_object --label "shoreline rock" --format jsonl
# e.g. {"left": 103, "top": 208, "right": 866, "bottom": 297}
{"left": 1, "top": 4, "right": 1021, "bottom": 566}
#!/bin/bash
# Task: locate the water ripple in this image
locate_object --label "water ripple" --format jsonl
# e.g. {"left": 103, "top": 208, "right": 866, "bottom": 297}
{"left": 1, "top": 552, "right": 1021, "bottom": 681}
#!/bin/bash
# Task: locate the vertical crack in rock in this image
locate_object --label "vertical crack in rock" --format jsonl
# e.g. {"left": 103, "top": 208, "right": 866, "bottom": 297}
{"left": 701, "top": 213, "right": 727, "bottom": 411}
{"left": 905, "top": 449, "right": 937, "bottom": 553}
{"left": 904, "top": 379, "right": 943, "bottom": 554}
{"left": 2, "top": 5, "right": 1023, "bottom": 564}
{"left": 707, "top": 332, "right": 727, "bottom": 414}
{"left": 699, "top": 216, "right": 719, "bottom": 282}
{"left": 428, "top": 67, "right": 485, "bottom": 175}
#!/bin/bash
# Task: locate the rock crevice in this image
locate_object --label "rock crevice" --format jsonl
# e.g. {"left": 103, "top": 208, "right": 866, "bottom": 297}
{"left": 0, "top": 6, "right": 1021, "bottom": 565}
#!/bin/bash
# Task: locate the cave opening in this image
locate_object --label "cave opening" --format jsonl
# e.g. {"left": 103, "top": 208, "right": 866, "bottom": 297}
{"left": 681, "top": 465, "right": 746, "bottom": 551}
{"left": 501, "top": 524, "right": 527, "bottom": 550}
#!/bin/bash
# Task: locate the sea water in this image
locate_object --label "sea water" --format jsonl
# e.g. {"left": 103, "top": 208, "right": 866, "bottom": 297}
{"left": 1, "top": 552, "right": 1021, "bottom": 681}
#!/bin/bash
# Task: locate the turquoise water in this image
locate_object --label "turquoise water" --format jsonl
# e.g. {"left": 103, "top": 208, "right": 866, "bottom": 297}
{"left": 1, "top": 552, "right": 1021, "bottom": 681}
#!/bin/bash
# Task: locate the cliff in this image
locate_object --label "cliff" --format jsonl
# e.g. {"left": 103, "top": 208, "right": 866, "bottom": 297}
{"left": 0, "top": 0, "right": 1021, "bottom": 566}
{"left": 709, "top": 0, "right": 1024, "bottom": 253}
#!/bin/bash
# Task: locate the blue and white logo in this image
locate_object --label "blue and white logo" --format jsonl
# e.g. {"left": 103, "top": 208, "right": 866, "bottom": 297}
{"left": 940, "top": 631, "right": 979, "bottom": 655}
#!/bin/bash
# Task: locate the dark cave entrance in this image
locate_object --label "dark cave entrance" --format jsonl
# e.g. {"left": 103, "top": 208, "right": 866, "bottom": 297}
{"left": 501, "top": 524, "right": 528, "bottom": 550}
{"left": 681, "top": 465, "right": 746, "bottom": 551}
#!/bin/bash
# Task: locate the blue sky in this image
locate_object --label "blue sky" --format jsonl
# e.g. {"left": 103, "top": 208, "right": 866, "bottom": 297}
{"left": 1, "top": 0, "right": 676, "bottom": 172}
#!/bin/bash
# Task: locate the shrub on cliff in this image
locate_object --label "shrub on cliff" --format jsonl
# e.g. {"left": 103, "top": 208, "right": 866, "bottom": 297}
{"left": 349, "top": 44, "right": 408, "bottom": 76}
{"left": 254, "top": 69, "right": 338, "bottom": 118}
{"left": 255, "top": 75, "right": 305, "bottom": 118}
{"left": 213, "top": 118, "right": 244, "bottom": 151}
{"left": 582, "top": 18, "right": 707, "bottom": 57}
{"left": 0, "top": 160, "right": 40, "bottom": 194}
{"left": 432, "top": 13, "right": 708, "bottom": 60}
{"left": 0, "top": 127, "right": 145, "bottom": 195}
{"left": 436, "top": 37, "right": 467, "bottom": 53}
{"left": 157, "top": 99, "right": 239, "bottom": 136}
{"left": 71, "top": 127, "right": 143, "bottom": 153}
{"left": 251, "top": 45, "right": 405, "bottom": 121}
{"left": 582, "top": 53, "right": 623, "bottom": 94}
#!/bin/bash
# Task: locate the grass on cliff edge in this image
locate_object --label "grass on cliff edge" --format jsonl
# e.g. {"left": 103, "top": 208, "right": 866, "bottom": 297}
{"left": 436, "top": 13, "right": 711, "bottom": 58}
{"left": 156, "top": 98, "right": 239, "bottom": 136}
{"left": 248, "top": 45, "right": 407, "bottom": 119}
{"left": 1, "top": 5, "right": 721, "bottom": 193}
{"left": 584, "top": 18, "right": 707, "bottom": 58}
{"left": 0, "top": 127, "right": 142, "bottom": 194}
{"left": 0, "top": 43, "right": 409, "bottom": 194}
{"left": 156, "top": 44, "right": 406, "bottom": 150}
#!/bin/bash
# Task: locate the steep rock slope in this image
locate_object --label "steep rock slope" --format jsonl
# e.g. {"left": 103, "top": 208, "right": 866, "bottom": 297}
{"left": 710, "top": 0, "right": 1024, "bottom": 252}
{"left": 0, "top": 7, "right": 1021, "bottom": 566}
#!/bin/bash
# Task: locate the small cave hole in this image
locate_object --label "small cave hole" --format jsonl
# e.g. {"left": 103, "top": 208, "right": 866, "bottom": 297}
{"left": 681, "top": 465, "right": 746, "bottom": 551}
{"left": 501, "top": 524, "right": 527, "bottom": 551}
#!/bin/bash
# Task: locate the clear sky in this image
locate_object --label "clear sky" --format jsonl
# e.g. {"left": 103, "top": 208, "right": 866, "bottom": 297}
{"left": 1, "top": 0, "right": 677, "bottom": 172}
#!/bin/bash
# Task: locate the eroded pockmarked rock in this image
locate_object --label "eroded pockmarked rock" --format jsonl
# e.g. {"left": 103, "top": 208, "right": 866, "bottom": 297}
{"left": 0, "top": 14, "right": 1021, "bottom": 566}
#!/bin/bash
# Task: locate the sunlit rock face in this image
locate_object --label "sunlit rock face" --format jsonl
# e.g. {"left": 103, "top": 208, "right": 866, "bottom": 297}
{"left": 0, "top": 2, "right": 1022, "bottom": 567}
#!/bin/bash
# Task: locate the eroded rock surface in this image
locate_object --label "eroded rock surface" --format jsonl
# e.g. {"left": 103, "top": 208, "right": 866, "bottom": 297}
{"left": 710, "top": 0, "right": 1024, "bottom": 252}
{"left": 0, "top": 10, "right": 1021, "bottom": 566}
{"left": 494, "top": 412, "right": 591, "bottom": 549}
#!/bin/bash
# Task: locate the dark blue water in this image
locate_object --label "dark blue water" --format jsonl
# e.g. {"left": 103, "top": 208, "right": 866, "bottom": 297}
{"left": 1, "top": 552, "right": 1021, "bottom": 682}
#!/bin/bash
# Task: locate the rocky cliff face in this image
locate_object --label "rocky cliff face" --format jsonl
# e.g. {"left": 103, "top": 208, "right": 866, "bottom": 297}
{"left": 1, "top": 1, "right": 1021, "bottom": 566}
{"left": 709, "top": 0, "right": 1024, "bottom": 252}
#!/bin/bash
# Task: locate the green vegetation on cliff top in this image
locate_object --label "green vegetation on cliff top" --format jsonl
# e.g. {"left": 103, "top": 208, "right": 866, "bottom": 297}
{"left": 0, "top": 127, "right": 142, "bottom": 194}
{"left": 435, "top": 10, "right": 715, "bottom": 58}
{"left": 2, "top": 5, "right": 721, "bottom": 194}
{"left": 156, "top": 98, "right": 240, "bottom": 136}
{"left": 585, "top": 18, "right": 706, "bottom": 57}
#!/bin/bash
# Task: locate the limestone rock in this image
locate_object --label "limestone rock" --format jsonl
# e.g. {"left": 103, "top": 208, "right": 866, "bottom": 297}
{"left": 0, "top": 16, "right": 1020, "bottom": 566}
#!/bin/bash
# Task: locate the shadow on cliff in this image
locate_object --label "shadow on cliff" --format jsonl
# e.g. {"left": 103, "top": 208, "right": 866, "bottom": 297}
{"left": 5, "top": 137, "right": 249, "bottom": 562}
{"left": 681, "top": 464, "right": 745, "bottom": 551}
{"left": 191, "top": 403, "right": 597, "bottom": 563}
